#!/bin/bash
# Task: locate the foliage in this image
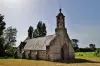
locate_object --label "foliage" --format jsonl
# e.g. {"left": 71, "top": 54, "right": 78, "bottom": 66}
{"left": 94, "top": 48, "right": 100, "bottom": 57}
{"left": 71, "top": 39, "right": 79, "bottom": 52}
{"left": 33, "top": 29, "right": 39, "bottom": 38}
{"left": 4, "top": 26, "right": 17, "bottom": 57}
{"left": 4, "top": 26, "right": 17, "bottom": 47}
{"left": 0, "top": 14, "right": 6, "bottom": 57}
{"left": 41, "top": 23, "right": 47, "bottom": 36}
{"left": 79, "top": 48, "right": 94, "bottom": 52}
{"left": 89, "top": 44, "right": 96, "bottom": 51}
{"left": 28, "top": 26, "right": 33, "bottom": 39}
{"left": 33, "top": 21, "right": 47, "bottom": 38}
{"left": 5, "top": 46, "right": 17, "bottom": 57}
{"left": 0, "top": 14, "right": 6, "bottom": 36}
{"left": 27, "top": 21, "right": 47, "bottom": 38}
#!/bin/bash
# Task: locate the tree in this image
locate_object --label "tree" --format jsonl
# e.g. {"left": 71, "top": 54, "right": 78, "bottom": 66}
{"left": 94, "top": 48, "right": 100, "bottom": 57}
{"left": 28, "top": 26, "right": 33, "bottom": 39}
{"left": 42, "top": 23, "right": 47, "bottom": 36}
{"left": 89, "top": 44, "right": 95, "bottom": 48}
{"left": 89, "top": 44, "right": 96, "bottom": 51}
{"left": 71, "top": 39, "right": 79, "bottom": 52}
{"left": 0, "top": 14, "right": 6, "bottom": 36}
{"left": 4, "top": 26, "right": 17, "bottom": 56}
{"left": 0, "top": 14, "right": 6, "bottom": 57}
{"left": 33, "top": 29, "right": 39, "bottom": 38}
{"left": 37, "top": 21, "right": 43, "bottom": 37}
{"left": 5, "top": 46, "right": 17, "bottom": 57}
{"left": 33, "top": 21, "right": 47, "bottom": 38}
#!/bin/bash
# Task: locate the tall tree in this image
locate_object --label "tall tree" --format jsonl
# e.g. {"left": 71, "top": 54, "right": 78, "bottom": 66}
{"left": 42, "top": 23, "right": 47, "bottom": 36}
{"left": 34, "top": 21, "right": 47, "bottom": 37}
{"left": 0, "top": 14, "right": 6, "bottom": 36}
{"left": 71, "top": 39, "right": 79, "bottom": 52}
{"left": 0, "top": 14, "right": 6, "bottom": 57}
{"left": 4, "top": 26, "right": 17, "bottom": 55}
{"left": 28, "top": 26, "right": 33, "bottom": 39}
{"left": 37, "top": 21, "right": 43, "bottom": 37}
{"left": 33, "top": 29, "right": 39, "bottom": 38}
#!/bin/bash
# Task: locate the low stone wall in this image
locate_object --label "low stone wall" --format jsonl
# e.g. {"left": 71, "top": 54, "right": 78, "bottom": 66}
{"left": 24, "top": 50, "right": 46, "bottom": 60}
{"left": 31, "top": 51, "right": 37, "bottom": 60}
{"left": 49, "top": 53, "right": 61, "bottom": 61}
{"left": 24, "top": 51, "right": 30, "bottom": 59}
{"left": 38, "top": 51, "right": 46, "bottom": 60}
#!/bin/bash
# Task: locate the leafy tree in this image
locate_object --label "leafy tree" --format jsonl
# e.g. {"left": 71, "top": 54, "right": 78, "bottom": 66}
{"left": 89, "top": 44, "right": 95, "bottom": 48}
{"left": 33, "top": 21, "right": 47, "bottom": 38}
{"left": 37, "top": 21, "right": 43, "bottom": 37}
{"left": 71, "top": 39, "right": 79, "bottom": 52}
{"left": 42, "top": 23, "right": 47, "bottom": 36}
{"left": 94, "top": 48, "right": 100, "bottom": 57}
{"left": 0, "top": 14, "right": 6, "bottom": 57}
{"left": 4, "top": 26, "right": 17, "bottom": 56}
{"left": 28, "top": 26, "right": 33, "bottom": 39}
{"left": 0, "top": 14, "right": 6, "bottom": 36}
{"left": 33, "top": 29, "right": 39, "bottom": 38}
{"left": 89, "top": 44, "right": 96, "bottom": 51}
{"left": 5, "top": 46, "right": 17, "bottom": 57}
{"left": 4, "top": 26, "right": 17, "bottom": 47}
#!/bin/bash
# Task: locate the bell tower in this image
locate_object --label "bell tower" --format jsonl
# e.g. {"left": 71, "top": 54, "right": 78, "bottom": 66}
{"left": 55, "top": 9, "right": 67, "bottom": 35}
{"left": 56, "top": 8, "right": 65, "bottom": 28}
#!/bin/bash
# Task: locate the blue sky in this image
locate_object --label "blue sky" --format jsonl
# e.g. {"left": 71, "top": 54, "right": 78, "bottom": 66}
{"left": 0, "top": 0, "right": 100, "bottom": 48}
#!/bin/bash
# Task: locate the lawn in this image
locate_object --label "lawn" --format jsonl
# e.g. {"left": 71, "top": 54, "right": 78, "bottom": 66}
{"left": 75, "top": 52, "right": 98, "bottom": 58}
{"left": 0, "top": 52, "right": 100, "bottom": 66}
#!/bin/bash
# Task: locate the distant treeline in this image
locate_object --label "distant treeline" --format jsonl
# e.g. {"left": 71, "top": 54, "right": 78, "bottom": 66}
{"left": 77, "top": 48, "right": 100, "bottom": 52}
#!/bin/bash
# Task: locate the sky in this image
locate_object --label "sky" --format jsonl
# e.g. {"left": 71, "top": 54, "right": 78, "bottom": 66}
{"left": 0, "top": 0, "right": 100, "bottom": 48}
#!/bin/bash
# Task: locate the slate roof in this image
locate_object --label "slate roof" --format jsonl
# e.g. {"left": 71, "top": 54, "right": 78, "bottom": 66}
{"left": 24, "top": 35, "right": 55, "bottom": 50}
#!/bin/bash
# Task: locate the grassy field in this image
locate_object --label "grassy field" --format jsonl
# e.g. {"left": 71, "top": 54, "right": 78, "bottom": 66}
{"left": 75, "top": 52, "right": 98, "bottom": 58}
{"left": 0, "top": 52, "right": 100, "bottom": 66}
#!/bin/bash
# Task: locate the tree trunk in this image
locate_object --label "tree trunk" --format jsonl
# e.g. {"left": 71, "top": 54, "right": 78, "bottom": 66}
{"left": 0, "top": 44, "right": 5, "bottom": 57}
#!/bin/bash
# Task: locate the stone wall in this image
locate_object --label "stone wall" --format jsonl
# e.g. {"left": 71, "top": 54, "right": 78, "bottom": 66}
{"left": 49, "top": 36, "right": 62, "bottom": 61}
{"left": 24, "top": 50, "right": 30, "bottom": 59}
{"left": 24, "top": 50, "right": 46, "bottom": 60}
{"left": 16, "top": 48, "right": 23, "bottom": 58}
{"left": 38, "top": 51, "right": 46, "bottom": 60}
{"left": 48, "top": 28, "right": 75, "bottom": 61}
{"left": 30, "top": 51, "right": 37, "bottom": 60}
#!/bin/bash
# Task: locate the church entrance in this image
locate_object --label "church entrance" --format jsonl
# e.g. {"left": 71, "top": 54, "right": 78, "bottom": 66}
{"left": 61, "top": 47, "right": 64, "bottom": 60}
{"left": 61, "top": 44, "right": 68, "bottom": 60}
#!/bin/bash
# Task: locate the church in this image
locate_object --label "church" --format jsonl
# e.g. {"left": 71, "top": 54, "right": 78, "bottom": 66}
{"left": 15, "top": 9, "right": 75, "bottom": 61}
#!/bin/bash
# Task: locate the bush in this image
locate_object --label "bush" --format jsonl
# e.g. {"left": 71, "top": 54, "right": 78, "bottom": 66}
{"left": 79, "top": 48, "right": 96, "bottom": 52}
{"left": 94, "top": 48, "right": 100, "bottom": 57}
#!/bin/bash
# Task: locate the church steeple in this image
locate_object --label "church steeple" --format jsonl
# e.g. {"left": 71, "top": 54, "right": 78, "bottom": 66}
{"left": 56, "top": 9, "right": 65, "bottom": 28}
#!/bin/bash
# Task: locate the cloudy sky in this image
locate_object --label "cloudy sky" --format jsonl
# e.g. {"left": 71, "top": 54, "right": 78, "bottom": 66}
{"left": 0, "top": 0, "right": 100, "bottom": 48}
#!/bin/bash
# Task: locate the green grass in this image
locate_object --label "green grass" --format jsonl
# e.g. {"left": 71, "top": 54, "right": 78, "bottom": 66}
{"left": 75, "top": 52, "right": 99, "bottom": 58}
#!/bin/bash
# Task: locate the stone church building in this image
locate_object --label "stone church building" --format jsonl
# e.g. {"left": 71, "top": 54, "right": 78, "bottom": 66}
{"left": 16, "top": 9, "right": 75, "bottom": 61}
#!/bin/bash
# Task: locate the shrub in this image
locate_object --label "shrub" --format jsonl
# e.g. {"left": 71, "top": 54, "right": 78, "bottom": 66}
{"left": 79, "top": 48, "right": 93, "bottom": 52}
{"left": 94, "top": 48, "right": 100, "bottom": 57}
